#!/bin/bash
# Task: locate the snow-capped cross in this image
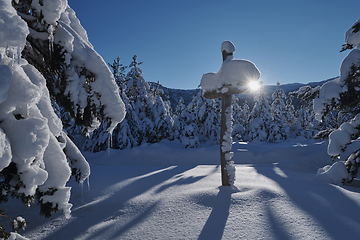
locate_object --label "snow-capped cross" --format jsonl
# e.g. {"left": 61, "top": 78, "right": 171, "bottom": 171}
{"left": 200, "top": 41, "right": 260, "bottom": 186}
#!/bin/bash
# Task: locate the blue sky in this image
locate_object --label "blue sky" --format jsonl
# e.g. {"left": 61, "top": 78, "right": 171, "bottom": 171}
{"left": 69, "top": 0, "right": 359, "bottom": 89}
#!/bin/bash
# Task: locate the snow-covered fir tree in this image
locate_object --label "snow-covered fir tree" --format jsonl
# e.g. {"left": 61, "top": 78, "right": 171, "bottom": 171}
{"left": 314, "top": 18, "right": 360, "bottom": 182}
{"left": 108, "top": 56, "right": 127, "bottom": 92}
{"left": 231, "top": 96, "right": 245, "bottom": 142}
{"left": 126, "top": 55, "right": 157, "bottom": 144}
{"left": 246, "top": 83, "right": 273, "bottom": 142}
{"left": 0, "top": 0, "right": 127, "bottom": 237}
{"left": 285, "top": 93, "right": 296, "bottom": 137}
{"left": 178, "top": 92, "right": 202, "bottom": 148}
{"left": 13, "top": 0, "right": 125, "bottom": 136}
{"left": 152, "top": 95, "right": 174, "bottom": 142}
{"left": 84, "top": 55, "right": 174, "bottom": 151}
{"left": 177, "top": 91, "right": 220, "bottom": 147}
{"left": 173, "top": 97, "right": 187, "bottom": 140}
{"left": 268, "top": 82, "right": 290, "bottom": 142}
{"left": 239, "top": 100, "right": 251, "bottom": 128}
{"left": 290, "top": 85, "right": 319, "bottom": 139}
{"left": 201, "top": 97, "right": 221, "bottom": 144}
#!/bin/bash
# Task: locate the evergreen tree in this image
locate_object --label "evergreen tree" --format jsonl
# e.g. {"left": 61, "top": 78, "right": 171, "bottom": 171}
{"left": 246, "top": 83, "right": 273, "bottom": 142}
{"left": 112, "top": 92, "right": 137, "bottom": 149}
{"left": 240, "top": 100, "right": 251, "bottom": 129}
{"left": 268, "top": 82, "right": 290, "bottom": 142}
{"left": 315, "top": 18, "right": 360, "bottom": 181}
{"left": 179, "top": 91, "right": 220, "bottom": 146}
{"left": 173, "top": 97, "right": 187, "bottom": 141}
{"left": 85, "top": 55, "right": 175, "bottom": 151}
{"left": 288, "top": 85, "right": 319, "bottom": 139}
{"left": 13, "top": 0, "right": 125, "bottom": 136}
{"left": 0, "top": 1, "right": 126, "bottom": 233}
{"left": 232, "top": 96, "right": 245, "bottom": 142}
{"left": 285, "top": 94, "right": 297, "bottom": 138}
{"left": 202, "top": 97, "right": 221, "bottom": 144}
{"left": 108, "top": 56, "right": 127, "bottom": 92}
{"left": 152, "top": 95, "right": 174, "bottom": 142}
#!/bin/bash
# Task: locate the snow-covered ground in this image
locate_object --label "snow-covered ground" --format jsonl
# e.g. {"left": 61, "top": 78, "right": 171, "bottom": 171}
{"left": 4, "top": 139, "right": 360, "bottom": 240}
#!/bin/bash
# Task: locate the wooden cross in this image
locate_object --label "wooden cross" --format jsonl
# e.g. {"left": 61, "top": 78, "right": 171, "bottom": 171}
{"left": 201, "top": 41, "right": 260, "bottom": 186}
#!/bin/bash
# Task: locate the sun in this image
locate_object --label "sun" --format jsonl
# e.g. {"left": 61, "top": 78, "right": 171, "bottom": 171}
{"left": 248, "top": 80, "right": 260, "bottom": 91}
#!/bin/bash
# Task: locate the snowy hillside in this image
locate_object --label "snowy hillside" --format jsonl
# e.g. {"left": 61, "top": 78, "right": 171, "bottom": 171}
{"left": 6, "top": 139, "right": 360, "bottom": 240}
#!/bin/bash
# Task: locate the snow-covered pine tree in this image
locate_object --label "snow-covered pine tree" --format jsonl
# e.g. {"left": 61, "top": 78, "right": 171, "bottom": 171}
{"left": 108, "top": 92, "right": 136, "bottom": 150}
{"left": 85, "top": 55, "right": 175, "bottom": 151}
{"left": 0, "top": 1, "right": 127, "bottom": 233}
{"left": 240, "top": 100, "right": 251, "bottom": 128}
{"left": 290, "top": 85, "right": 319, "bottom": 139}
{"left": 179, "top": 92, "right": 202, "bottom": 148}
{"left": 268, "top": 82, "right": 290, "bottom": 142}
{"left": 246, "top": 82, "right": 273, "bottom": 142}
{"left": 231, "top": 96, "right": 245, "bottom": 142}
{"left": 152, "top": 95, "right": 174, "bottom": 142}
{"left": 314, "top": 18, "right": 360, "bottom": 182}
{"left": 108, "top": 56, "right": 127, "bottom": 92}
{"left": 125, "top": 55, "right": 157, "bottom": 144}
{"left": 202, "top": 97, "right": 221, "bottom": 144}
{"left": 13, "top": 0, "right": 125, "bottom": 137}
{"left": 179, "top": 90, "right": 220, "bottom": 147}
{"left": 285, "top": 93, "right": 296, "bottom": 137}
{"left": 173, "top": 97, "right": 186, "bottom": 140}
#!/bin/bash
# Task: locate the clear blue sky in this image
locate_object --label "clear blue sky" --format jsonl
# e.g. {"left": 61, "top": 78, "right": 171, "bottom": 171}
{"left": 69, "top": 0, "right": 359, "bottom": 89}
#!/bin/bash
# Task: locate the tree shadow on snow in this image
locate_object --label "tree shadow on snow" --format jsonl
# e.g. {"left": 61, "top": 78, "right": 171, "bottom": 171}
{"left": 254, "top": 164, "right": 360, "bottom": 239}
{"left": 155, "top": 166, "right": 218, "bottom": 194}
{"left": 33, "top": 165, "right": 203, "bottom": 240}
{"left": 198, "top": 186, "right": 239, "bottom": 240}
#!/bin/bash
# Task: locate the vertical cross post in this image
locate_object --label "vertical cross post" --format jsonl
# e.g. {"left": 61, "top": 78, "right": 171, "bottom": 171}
{"left": 220, "top": 93, "right": 232, "bottom": 186}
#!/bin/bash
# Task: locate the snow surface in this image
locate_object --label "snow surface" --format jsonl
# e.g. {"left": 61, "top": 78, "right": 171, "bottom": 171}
{"left": 4, "top": 139, "right": 360, "bottom": 240}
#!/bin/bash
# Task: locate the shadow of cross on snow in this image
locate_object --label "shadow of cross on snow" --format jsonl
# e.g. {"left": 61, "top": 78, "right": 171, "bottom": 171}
{"left": 198, "top": 186, "right": 241, "bottom": 240}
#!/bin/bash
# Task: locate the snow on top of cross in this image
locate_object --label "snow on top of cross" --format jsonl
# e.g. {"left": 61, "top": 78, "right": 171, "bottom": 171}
{"left": 201, "top": 41, "right": 260, "bottom": 93}
{"left": 221, "top": 40, "right": 236, "bottom": 53}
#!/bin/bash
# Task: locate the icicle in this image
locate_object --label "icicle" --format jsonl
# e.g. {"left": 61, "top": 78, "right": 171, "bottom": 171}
{"left": 11, "top": 48, "right": 15, "bottom": 73}
{"left": 80, "top": 181, "right": 84, "bottom": 204}
{"left": 47, "top": 25, "right": 54, "bottom": 58}
{"left": 86, "top": 176, "right": 90, "bottom": 191}
{"left": 17, "top": 45, "right": 21, "bottom": 65}
{"left": 26, "top": 103, "right": 30, "bottom": 118}
{"left": 107, "top": 131, "right": 113, "bottom": 156}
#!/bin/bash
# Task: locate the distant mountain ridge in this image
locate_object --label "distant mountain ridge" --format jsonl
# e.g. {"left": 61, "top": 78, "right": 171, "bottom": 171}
{"left": 150, "top": 77, "right": 337, "bottom": 108}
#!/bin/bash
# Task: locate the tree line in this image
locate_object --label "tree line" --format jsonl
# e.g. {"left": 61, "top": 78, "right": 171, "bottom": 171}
{"left": 64, "top": 55, "right": 347, "bottom": 153}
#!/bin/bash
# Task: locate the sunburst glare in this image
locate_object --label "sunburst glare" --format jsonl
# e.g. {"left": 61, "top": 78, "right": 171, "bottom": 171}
{"left": 248, "top": 80, "right": 260, "bottom": 91}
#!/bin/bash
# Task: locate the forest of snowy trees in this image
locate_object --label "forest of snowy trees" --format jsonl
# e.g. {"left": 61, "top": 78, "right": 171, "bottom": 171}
{"left": 1, "top": 0, "right": 360, "bottom": 239}
{"left": 74, "top": 55, "right": 336, "bottom": 152}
